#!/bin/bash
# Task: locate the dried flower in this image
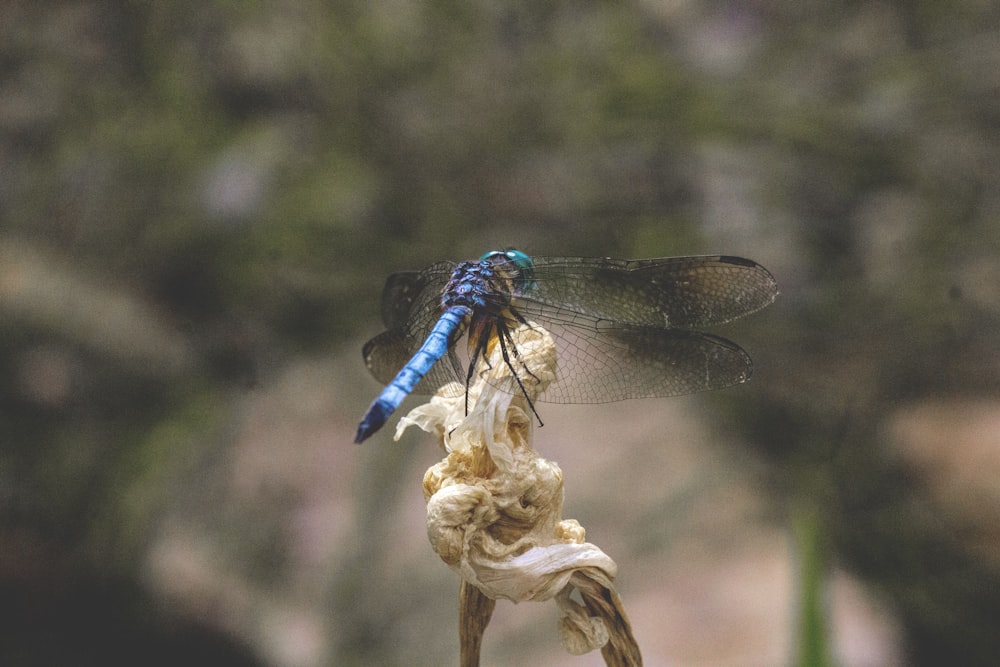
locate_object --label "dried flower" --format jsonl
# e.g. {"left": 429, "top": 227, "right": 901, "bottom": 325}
{"left": 396, "top": 323, "right": 642, "bottom": 665}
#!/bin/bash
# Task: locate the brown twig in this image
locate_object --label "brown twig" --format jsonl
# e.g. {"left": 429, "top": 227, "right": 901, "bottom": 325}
{"left": 459, "top": 579, "right": 496, "bottom": 667}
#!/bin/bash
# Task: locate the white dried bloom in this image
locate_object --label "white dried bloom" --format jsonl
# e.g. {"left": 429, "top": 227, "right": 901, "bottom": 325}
{"left": 397, "top": 323, "right": 641, "bottom": 664}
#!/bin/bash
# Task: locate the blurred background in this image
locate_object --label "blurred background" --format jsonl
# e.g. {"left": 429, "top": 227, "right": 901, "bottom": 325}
{"left": 2, "top": 1, "right": 999, "bottom": 665}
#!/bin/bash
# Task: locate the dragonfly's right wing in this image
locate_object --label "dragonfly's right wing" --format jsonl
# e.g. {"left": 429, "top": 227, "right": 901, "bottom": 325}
{"left": 526, "top": 316, "right": 754, "bottom": 404}
{"left": 526, "top": 255, "right": 778, "bottom": 329}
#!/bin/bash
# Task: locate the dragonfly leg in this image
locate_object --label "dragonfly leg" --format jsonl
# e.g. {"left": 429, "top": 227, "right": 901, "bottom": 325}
{"left": 465, "top": 326, "right": 493, "bottom": 416}
{"left": 495, "top": 322, "right": 544, "bottom": 428}
{"left": 502, "top": 327, "right": 542, "bottom": 387}
{"left": 503, "top": 307, "right": 543, "bottom": 385}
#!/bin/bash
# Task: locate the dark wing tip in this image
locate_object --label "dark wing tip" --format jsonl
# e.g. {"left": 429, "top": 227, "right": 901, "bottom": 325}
{"left": 718, "top": 255, "right": 779, "bottom": 305}
{"left": 716, "top": 255, "right": 759, "bottom": 269}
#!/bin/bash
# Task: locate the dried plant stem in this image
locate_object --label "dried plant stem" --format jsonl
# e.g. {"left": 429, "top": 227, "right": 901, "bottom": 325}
{"left": 459, "top": 579, "right": 496, "bottom": 667}
{"left": 570, "top": 569, "right": 642, "bottom": 667}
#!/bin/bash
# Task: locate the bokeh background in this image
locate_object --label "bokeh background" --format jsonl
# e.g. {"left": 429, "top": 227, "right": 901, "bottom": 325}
{"left": 3, "top": 1, "right": 1000, "bottom": 665}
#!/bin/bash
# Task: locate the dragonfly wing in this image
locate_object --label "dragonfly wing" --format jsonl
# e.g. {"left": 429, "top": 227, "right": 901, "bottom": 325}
{"left": 362, "top": 327, "right": 466, "bottom": 395}
{"left": 363, "top": 261, "right": 466, "bottom": 395}
{"left": 526, "top": 255, "right": 778, "bottom": 328}
{"left": 378, "top": 261, "right": 453, "bottom": 328}
{"left": 521, "top": 317, "right": 753, "bottom": 404}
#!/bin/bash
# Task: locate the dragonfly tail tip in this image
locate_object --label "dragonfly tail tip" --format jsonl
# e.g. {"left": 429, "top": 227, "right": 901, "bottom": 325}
{"left": 355, "top": 398, "right": 394, "bottom": 444}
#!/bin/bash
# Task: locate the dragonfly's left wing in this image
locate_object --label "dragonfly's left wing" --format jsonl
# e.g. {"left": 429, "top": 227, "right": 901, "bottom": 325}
{"left": 362, "top": 262, "right": 468, "bottom": 395}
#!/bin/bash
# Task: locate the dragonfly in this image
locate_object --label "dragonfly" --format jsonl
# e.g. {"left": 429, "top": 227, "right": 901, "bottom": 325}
{"left": 355, "top": 249, "right": 777, "bottom": 443}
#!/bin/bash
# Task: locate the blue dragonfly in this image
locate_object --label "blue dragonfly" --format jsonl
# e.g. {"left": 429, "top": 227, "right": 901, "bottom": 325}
{"left": 355, "top": 249, "right": 777, "bottom": 443}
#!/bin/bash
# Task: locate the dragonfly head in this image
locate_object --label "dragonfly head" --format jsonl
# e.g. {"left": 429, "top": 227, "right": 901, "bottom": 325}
{"left": 480, "top": 249, "right": 536, "bottom": 293}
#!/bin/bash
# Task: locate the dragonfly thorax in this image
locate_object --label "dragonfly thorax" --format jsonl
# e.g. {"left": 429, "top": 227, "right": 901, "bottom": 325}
{"left": 441, "top": 251, "right": 534, "bottom": 316}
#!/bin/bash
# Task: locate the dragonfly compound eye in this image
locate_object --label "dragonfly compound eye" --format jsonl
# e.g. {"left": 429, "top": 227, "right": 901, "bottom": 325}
{"left": 478, "top": 249, "right": 536, "bottom": 292}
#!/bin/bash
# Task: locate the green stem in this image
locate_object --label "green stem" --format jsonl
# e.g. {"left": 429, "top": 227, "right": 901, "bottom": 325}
{"left": 793, "top": 500, "right": 834, "bottom": 667}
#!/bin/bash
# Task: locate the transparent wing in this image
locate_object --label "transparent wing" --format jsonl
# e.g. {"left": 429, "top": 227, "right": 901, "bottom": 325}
{"left": 524, "top": 255, "right": 778, "bottom": 329}
{"left": 518, "top": 315, "right": 753, "bottom": 404}
{"left": 362, "top": 254, "right": 775, "bottom": 401}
